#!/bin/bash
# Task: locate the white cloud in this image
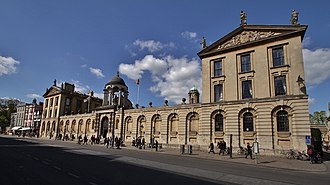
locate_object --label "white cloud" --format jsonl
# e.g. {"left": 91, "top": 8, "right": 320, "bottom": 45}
{"left": 0, "top": 56, "right": 20, "bottom": 76}
{"left": 303, "top": 48, "right": 330, "bottom": 85}
{"left": 26, "top": 93, "right": 42, "bottom": 99}
{"left": 308, "top": 97, "right": 315, "bottom": 107}
{"left": 89, "top": 67, "right": 105, "bottom": 78}
{"left": 181, "top": 31, "right": 198, "bottom": 42}
{"left": 119, "top": 55, "right": 201, "bottom": 104}
{"left": 133, "top": 40, "right": 175, "bottom": 53}
{"left": 81, "top": 64, "right": 87, "bottom": 68}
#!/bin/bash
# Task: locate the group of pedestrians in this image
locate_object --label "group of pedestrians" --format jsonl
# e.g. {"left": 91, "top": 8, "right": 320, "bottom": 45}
{"left": 208, "top": 140, "right": 227, "bottom": 155}
{"left": 132, "top": 137, "right": 159, "bottom": 151}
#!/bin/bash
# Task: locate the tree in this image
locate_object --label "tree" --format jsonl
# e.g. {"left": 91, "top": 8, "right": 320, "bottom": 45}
{"left": 310, "top": 111, "right": 327, "bottom": 125}
{"left": 0, "top": 104, "right": 16, "bottom": 132}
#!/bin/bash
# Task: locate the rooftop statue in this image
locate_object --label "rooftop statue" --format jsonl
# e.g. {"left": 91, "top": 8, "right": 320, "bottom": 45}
{"left": 240, "top": 11, "right": 247, "bottom": 26}
{"left": 290, "top": 10, "right": 299, "bottom": 25}
{"left": 201, "top": 37, "right": 207, "bottom": 49}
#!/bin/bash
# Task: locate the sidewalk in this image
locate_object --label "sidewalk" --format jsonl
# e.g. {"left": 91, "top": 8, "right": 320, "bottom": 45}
{"left": 4, "top": 135, "right": 329, "bottom": 173}
{"left": 123, "top": 144, "right": 330, "bottom": 173}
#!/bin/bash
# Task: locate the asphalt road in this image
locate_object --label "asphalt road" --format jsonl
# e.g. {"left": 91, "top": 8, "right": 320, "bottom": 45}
{"left": 1, "top": 136, "right": 330, "bottom": 185}
{"left": 0, "top": 137, "right": 228, "bottom": 185}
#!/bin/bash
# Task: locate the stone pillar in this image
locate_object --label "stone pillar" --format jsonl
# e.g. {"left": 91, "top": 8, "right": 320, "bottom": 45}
{"left": 103, "top": 89, "right": 109, "bottom": 106}
{"left": 109, "top": 90, "right": 114, "bottom": 105}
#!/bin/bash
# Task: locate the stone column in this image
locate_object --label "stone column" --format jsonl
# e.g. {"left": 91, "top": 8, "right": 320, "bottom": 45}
{"left": 103, "top": 89, "right": 109, "bottom": 106}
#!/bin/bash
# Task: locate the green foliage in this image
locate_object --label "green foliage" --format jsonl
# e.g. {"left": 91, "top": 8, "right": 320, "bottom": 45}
{"left": 0, "top": 104, "right": 16, "bottom": 130}
{"left": 310, "top": 111, "right": 327, "bottom": 124}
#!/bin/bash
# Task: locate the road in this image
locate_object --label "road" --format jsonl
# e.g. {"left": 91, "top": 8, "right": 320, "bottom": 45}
{"left": 1, "top": 136, "right": 329, "bottom": 185}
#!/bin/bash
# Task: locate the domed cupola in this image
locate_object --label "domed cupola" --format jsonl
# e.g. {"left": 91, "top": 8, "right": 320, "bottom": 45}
{"left": 105, "top": 71, "right": 128, "bottom": 91}
{"left": 102, "top": 72, "right": 132, "bottom": 109}
{"left": 188, "top": 85, "right": 200, "bottom": 104}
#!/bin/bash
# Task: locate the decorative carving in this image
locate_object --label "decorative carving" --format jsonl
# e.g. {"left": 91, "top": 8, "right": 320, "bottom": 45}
{"left": 218, "top": 31, "right": 277, "bottom": 50}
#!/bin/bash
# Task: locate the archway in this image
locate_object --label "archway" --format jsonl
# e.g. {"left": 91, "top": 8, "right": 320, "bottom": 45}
{"left": 101, "top": 117, "right": 109, "bottom": 138}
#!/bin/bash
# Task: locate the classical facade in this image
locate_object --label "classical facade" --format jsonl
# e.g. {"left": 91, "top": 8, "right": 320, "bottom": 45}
{"left": 40, "top": 80, "right": 102, "bottom": 139}
{"left": 40, "top": 15, "right": 310, "bottom": 154}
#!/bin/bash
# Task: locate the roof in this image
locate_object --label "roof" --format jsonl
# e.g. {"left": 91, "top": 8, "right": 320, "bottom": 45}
{"left": 105, "top": 72, "right": 128, "bottom": 89}
{"left": 198, "top": 24, "right": 308, "bottom": 59}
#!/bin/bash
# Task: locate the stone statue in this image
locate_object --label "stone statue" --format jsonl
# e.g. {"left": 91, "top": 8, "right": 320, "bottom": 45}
{"left": 53, "top": 79, "right": 57, "bottom": 86}
{"left": 240, "top": 11, "right": 247, "bottom": 25}
{"left": 290, "top": 10, "right": 299, "bottom": 25}
{"left": 201, "top": 36, "right": 207, "bottom": 49}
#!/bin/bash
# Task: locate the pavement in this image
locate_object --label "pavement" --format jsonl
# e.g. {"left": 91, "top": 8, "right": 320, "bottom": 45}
{"left": 4, "top": 135, "right": 330, "bottom": 173}
{"left": 123, "top": 144, "right": 330, "bottom": 173}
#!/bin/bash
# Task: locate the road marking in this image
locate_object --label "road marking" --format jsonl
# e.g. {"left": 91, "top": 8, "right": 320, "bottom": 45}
{"left": 114, "top": 156, "right": 293, "bottom": 185}
{"left": 68, "top": 172, "right": 80, "bottom": 179}
{"left": 53, "top": 166, "right": 61, "bottom": 171}
{"left": 89, "top": 182, "right": 98, "bottom": 185}
{"left": 42, "top": 161, "right": 49, "bottom": 165}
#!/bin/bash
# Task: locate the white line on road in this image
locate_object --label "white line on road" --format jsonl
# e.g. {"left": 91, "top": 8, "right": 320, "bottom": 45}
{"left": 89, "top": 182, "right": 98, "bottom": 185}
{"left": 42, "top": 161, "right": 49, "bottom": 165}
{"left": 114, "top": 156, "right": 294, "bottom": 185}
{"left": 68, "top": 172, "right": 80, "bottom": 179}
{"left": 53, "top": 166, "right": 62, "bottom": 171}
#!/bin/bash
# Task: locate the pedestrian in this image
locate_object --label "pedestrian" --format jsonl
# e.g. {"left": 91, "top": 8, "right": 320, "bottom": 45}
{"left": 142, "top": 138, "right": 145, "bottom": 149}
{"left": 116, "top": 137, "right": 121, "bottom": 149}
{"left": 83, "top": 135, "right": 88, "bottom": 145}
{"left": 78, "top": 135, "right": 82, "bottom": 144}
{"left": 218, "top": 141, "right": 223, "bottom": 155}
{"left": 208, "top": 142, "right": 215, "bottom": 154}
{"left": 245, "top": 142, "right": 252, "bottom": 159}
{"left": 155, "top": 140, "right": 159, "bottom": 152}
{"left": 106, "top": 137, "right": 110, "bottom": 148}
{"left": 221, "top": 140, "right": 227, "bottom": 155}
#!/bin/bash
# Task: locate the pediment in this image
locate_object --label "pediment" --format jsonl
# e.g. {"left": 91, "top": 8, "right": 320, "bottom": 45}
{"left": 217, "top": 30, "right": 281, "bottom": 50}
{"left": 198, "top": 25, "right": 307, "bottom": 58}
{"left": 43, "top": 86, "right": 62, "bottom": 97}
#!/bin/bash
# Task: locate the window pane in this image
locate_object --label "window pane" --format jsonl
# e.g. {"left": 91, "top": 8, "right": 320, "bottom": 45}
{"left": 243, "top": 112, "right": 253, "bottom": 131}
{"left": 277, "top": 110, "right": 289, "bottom": 131}
{"left": 242, "top": 80, "right": 252, "bottom": 99}
{"left": 275, "top": 76, "right": 286, "bottom": 96}
{"left": 214, "top": 84, "right": 223, "bottom": 102}
{"left": 241, "top": 54, "right": 251, "bottom": 72}
{"left": 272, "top": 47, "right": 284, "bottom": 67}
{"left": 214, "top": 60, "right": 222, "bottom": 77}
{"left": 215, "top": 114, "right": 223, "bottom": 132}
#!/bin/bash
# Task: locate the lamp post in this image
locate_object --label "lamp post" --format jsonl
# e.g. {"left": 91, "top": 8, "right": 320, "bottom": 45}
{"left": 111, "top": 104, "right": 117, "bottom": 147}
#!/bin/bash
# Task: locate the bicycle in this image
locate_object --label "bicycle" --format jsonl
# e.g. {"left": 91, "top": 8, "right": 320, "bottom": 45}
{"left": 237, "top": 146, "right": 246, "bottom": 155}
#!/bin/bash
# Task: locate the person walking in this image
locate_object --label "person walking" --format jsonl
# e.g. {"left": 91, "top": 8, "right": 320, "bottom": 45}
{"left": 221, "top": 140, "right": 227, "bottom": 155}
{"left": 142, "top": 138, "right": 145, "bottom": 149}
{"left": 218, "top": 141, "right": 223, "bottom": 155}
{"left": 208, "top": 142, "right": 215, "bottom": 154}
{"left": 155, "top": 140, "right": 159, "bottom": 152}
{"left": 83, "top": 135, "right": 88, "bottom": 145}
{"left": 245, "top": 142, "right": 252, "bottom": 159}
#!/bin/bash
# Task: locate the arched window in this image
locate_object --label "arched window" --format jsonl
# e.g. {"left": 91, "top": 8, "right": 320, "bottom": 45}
{"left": 189, "top": 114, "right": 199, "bottom": 132}
{"left": 277, "top": 110, "right": 289, "bottom": 131}
{"left": 170, "top": 115, "right": 178, "bottom": 133}
{"left": 126, "top": 117, "right": 132, "bottom": 133}
{"left": 243, "top": 112, "right": 253, "bottom": 132}
{"left": 154, "top": 117, "right": 161, "bottom": 134}
{"left": 215, "top": 114, "right": 223, "bottom": 132}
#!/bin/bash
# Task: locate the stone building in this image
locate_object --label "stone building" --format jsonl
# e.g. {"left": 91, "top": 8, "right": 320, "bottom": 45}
{"left": 40, "top": 14, "right": 310, "bottom": 154}
{"left": 39, "top": 80, "right": 102, "bottom": 139}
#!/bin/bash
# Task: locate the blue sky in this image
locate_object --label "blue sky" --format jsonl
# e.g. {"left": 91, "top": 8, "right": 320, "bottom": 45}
{"left": 0, "top": 0, "right": 329, "bottom": 114}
